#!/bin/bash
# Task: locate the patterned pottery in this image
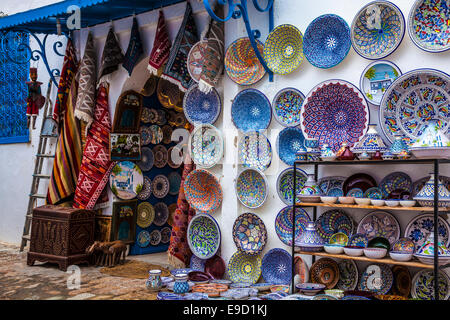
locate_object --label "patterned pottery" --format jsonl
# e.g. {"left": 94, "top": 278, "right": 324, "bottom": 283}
{"left": 187, "top": 213, "right": 221, "bottom": 260}
{"left": 137, "top": 230, "right": 150, "bottom": 247}
{"left": 298, "top": 174, "right": 322, "bottom": 201}
{"left": 351, "top": 1, "right": 405, "bottom": 60}
{"left": 173, "top": 273, "right": 190, "bottom": 294}
{"left": 352, "top": 124, "right": 388, "bottom": 155}
{"left": 184, "top": 169, "right": 223, "bottom": 214}
{"left": 380, "top": 171, "right": 412, "bottom": 199}
{"left": 310, "top": 258, "right": 340, "bottom": 289}
{"left": 277, "top": 127, "right": 306, "bottom": 166}
{"left": 390, "top": 134, "right": 410, "bottom": 156}
{"left": 137, "top": 202, "right": 155, "bottom": 228}
{"left": 225, "top": 37, "right": 266, "bottom": 85}
{"left": 183, "top": 84, "right": 221, "bottom": 125}
{"left": 109, "top": 161, "right": 144, "bottom": 200}
{"left": 303, "top": 14, "right": 351, "bottom": 68}
{"left": 379, "top": 69, "right": 450, "bottom": 145}
{"left": 227, "top": 251, "right": 262, "bottom": 284}
{"left": 358, "top": 264, "right": 393, "bottom": 295}
{"left": 320, "top": 144, "right": 337, "bottom": 161}
{"left": 153, "top": 144, "right": 168, "bottom": 168}
{"left": 392, "top": 236, "right": 416, "bottom": 252}
{"left": 153, "top": 202, "right": 169, "bottom": 226}
{"left": 168, "top": 171, "right": 181, "bottom": 196}
{"left": 410, "top": 120, "right": 450, "bottom": 159}
{"left": 236, "top": 168, "right": 268, "bottom": 209}
{"left": 190, "top": 255, "right": 206, "bottom": 272}
{"left": 232, "top": 212, "right": 267, "bottom": 255}
{"left": 357, "top": 210, "right": 401, "bottom": 245}
{"left": 296, "top": 222, "right": 325, "bottom": 252}
{"left": 363, "top": 187, "right": 383, "bottom": 199}
{"left": 275, "top": 206, "right": 311, "bottom": 246}
{"left": 329, "top": 232, "right": 349, "bottom": 246}
{"left": 232, "top": 88, "right": 271, "bottom": 132}
{"left": 349, "top": 233, "right": 369, "bottom": 247}
{"left": 276, "top": 167, "right": 307, "bottom": 206}
{"left": 404, "top": 213, "right": 450, "bottom": 252}
{"left": 137, "top": 176, "right": 152, "bottom": 201}
{"left": 272, "top": 88, "right": 305, "bottom": 127}
{"left": 189, "top": 124, "right": 223, "bottom": 168}
{"left": 264, "top": 24, "right": 304, "bottom": 75}
{"left": 413, "top": 173, "right": 450, "bottom": 207}
{"left": 238, "top": 131, "right": 272, "bottom": 172}
{"left": 152, "top": 174, "right": 169, "bottom": 198}
{"left": 149, "top": 229, "right": 161, "bottom": 246}
{"left": 408, "top": 0, "right": 450, "bottom": 53}
{"left": 411, "top": 269, "right": 450, "bottom": 300}
{"left": 318, "top": 176, "right": 346, "bottom": 195}
{"left": 137, "top": 147, "right": 154, "bottom": 172}
{"left": 261, "top": 248, "right": 292, "bottom": 285}
{"left": 316, "top": 209, "right": 354, "bottom": 243}
{"left": 301, "top": 79, "right": 369, "bottom": 153}
{"left": 347, "top": 188, "right": 364, "bottom": 198}
{"left": 337, "top": 260, "right": 359, "bottom": 291}
{"left": 295, "top": 283, "right": 326, "bottom": 296}
{"left": 414, "top": 233, "right": 450, "bottom": 265}
{"left": 146, "top": 270, "right": 162, "bottom": 292}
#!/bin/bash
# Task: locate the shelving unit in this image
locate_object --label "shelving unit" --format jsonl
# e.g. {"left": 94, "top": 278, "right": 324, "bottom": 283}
{"left": 292, "top": 158, "right": 450, "bottom": 300}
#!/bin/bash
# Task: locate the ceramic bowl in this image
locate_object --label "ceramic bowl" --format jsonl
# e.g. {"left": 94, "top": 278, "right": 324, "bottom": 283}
{"left": 389, "top": 251, "right": 413, "bottom": 262}
{"left": 344, "top": 246, "right": 364, "bottom": 257}
{"left": 339, "top": 196, "right": 355, "bottom": 204}
{"left": 400, "top": 200, "right": 416, "bottom": 207}
{"left": 298, "top": 195, "right": 321, "bottom": 203}
{"left": 324, "top": 244, "right": 345, "bottom": 254}
{"left": 385, "top": 200, "right": 400, "bottom": 207}
{"left": 370, "top": 199, "right": 385, "bottom": 206}
{"left": 324, "top": 289, "right": 344, "bottom": 299}
{"left": 355, "top": 198, "right": 371, "bottom": 205}
{"left": 363, "top": 247, "right": 387, "bottom": 259}
{"left": 320, "top": 196, "right": 338, "bottom": 204}
{"left": 321, "top": 155, "right": 337, "bottom": 161}
{"left": 413, "top": 253, "right": 450, "bottom": 266}
{"left": 368, "top": 237, "right": 391, "bottom": 251}
{"left": 270, "top": 285, "right": 290, "bottom": 293}
{"left": 295, "top": 283, "right": 326, "bottom": 296}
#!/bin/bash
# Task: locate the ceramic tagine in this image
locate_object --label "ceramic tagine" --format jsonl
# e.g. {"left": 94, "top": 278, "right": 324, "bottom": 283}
{"left": 320, "top": 144, "right": 337, "bottom": 161}
{"left": 352, "top": 124, "right": 388, "bottom": 160}
{"left": 298, "top": 174, "right": 321, "bottom": 203}
{"left": 296, "top": 221, "right": 324, "bottom": 252}
{"left": 413, "top": 173, "right": 450, "bottom": 207}
{"left": 390, "top": 134, "right": 410, "bottom": 158}
{"left": 409, "top": 120, "right": 450, "bottom": 159}
{"left": 413, "top": 233, "right": 450, "bottom": 266}
{"left": 337, "top": 141, "right": 355, "bottom": 160}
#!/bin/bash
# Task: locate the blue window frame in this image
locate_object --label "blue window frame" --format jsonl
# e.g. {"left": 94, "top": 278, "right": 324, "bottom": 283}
{"left": 0, "top": 32, "right": 30, "bottom": 144}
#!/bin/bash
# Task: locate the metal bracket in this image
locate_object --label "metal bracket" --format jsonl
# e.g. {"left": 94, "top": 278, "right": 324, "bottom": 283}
{"left": 0, "top": 29, "right": 66, "bottom": 87}
{"left": 203, "top": 0, "right": 275, "bottom": 82}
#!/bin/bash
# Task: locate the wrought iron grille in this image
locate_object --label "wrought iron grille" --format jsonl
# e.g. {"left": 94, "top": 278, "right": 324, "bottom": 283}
{"left": 0, "top": 31, "right": 29, "bottom": 144}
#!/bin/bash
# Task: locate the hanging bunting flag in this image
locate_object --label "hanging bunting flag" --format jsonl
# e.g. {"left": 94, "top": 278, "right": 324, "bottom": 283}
{"left": 148, "top": 10, "right": 171, "bottom": 76}
{"left": 123, "top": 17, "right": 144, "bottom": 77}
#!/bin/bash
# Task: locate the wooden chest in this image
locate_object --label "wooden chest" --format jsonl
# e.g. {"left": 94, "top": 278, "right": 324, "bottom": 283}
{"left": 27, "top": 205, "right": 95, "bottom": 271}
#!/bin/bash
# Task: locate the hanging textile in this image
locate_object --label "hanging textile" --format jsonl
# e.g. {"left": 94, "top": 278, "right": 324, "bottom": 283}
{"left": 98, "top": 27, "right": 124, "bottom": 86}
{"left": 161, "top": 2, "right": 198, "bottom": 92}
{"left": 123, "top": 17, "right": 144, "bottom": 77}
{"left": 168, "top": 154, "right": 196, "bottom": 268}
{"left": 73, "top": 83, "right": 116, "bottom": 210}
{"left": 148, "top": 10, "right": 171, "bottom": 76}
{"left": 47, "top": 40, "right": 81, "bottom": 205}
{"left": 74, "top": 32, "right": 97, "bottom": 131}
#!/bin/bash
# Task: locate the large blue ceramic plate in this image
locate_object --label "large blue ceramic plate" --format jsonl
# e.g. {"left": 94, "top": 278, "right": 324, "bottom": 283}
{"left": 316, "top": 209, "right": 354, "bottom": 243}
{"left": 183, "top": 84, "right": 221, "bottom": 125}
{"left": 351, "top": 1, "right": 405, "bottom": 60}
{"left": 227, "top": 251, "right": 262, "bottom": 284}
{"left": 277, "top": 167, "right": 308, "bottom": 206}
{"left": 238, "top": 131, "right": 273, "bottom": 172}
{"left": 235, "top": 168, "right": 268, "bottom": 209}
{"left": 303, "top": 14, "right": 351, "bottom": 69}
{"left": 261, "top": 248, "right": 292, "bottom": 285}
{"left": 187, "top": 213, "right": 221, "bottom": 259}
{"left": 275, "top": 206, "right": 311, "bottom": 246}
{"left": 277, "top": 127, "right": 306, "bottom": 166}
{"left": 232, "top": 212, "right": 267, "bottom": 255}
{"left": 272, "top": 88, "right": 305, "bottom": 127}
{"left": 231, "top": 89, "right": 272, "bottom": 132}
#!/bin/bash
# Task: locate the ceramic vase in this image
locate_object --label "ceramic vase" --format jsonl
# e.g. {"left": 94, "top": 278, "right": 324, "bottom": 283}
{"left": 352, "top": 124, "right": 388, "bottom": 156}
{"left": 146, "top": 269, "right": 163, "bottom": 292}
{"left": 296, "top": 222, "right": 324, "bottom": 252}
{"left": 173, "top": 273, "right": 190, "bottom": 294}
{"left": 410, "top": 120, "right": 450, "bottom": 159}
{"left": 320, "top": 144, "right": 336, "bottom": 161}
{"left": 413, "top": 173, "right": 450, "bottom": 207}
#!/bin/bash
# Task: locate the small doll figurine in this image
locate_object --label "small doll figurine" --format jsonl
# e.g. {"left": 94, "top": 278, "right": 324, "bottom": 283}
{"left": 26, "top": 67, "right": 45, "bottom": 129}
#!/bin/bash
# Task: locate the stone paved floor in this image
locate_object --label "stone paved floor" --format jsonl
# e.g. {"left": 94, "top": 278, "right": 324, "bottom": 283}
{"left": 0, "top": 241, "right": 170, "bottom": 300}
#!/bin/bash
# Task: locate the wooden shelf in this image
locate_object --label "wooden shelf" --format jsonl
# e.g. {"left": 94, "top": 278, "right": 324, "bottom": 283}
{"left": 295, "top": 202, "right": 449, "bottom": 213}
{"left": 295, "top": 250, "right": 434, "bottom": 269}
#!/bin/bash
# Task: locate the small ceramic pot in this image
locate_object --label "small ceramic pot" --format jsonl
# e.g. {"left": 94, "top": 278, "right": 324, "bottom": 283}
{"left": 355, "top": 198, "right": 371, "bottom": 205}
{"left": 146, "top": 269, "right": 163, "bottom": 292}
{"left": 173, "top": 273, "right": 190, "bottom": 294}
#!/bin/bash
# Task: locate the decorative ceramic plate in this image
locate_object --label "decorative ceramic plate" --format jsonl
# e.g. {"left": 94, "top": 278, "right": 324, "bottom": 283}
{"left": 303, "top": 14, "right": 351, "bottom": 68}
{"left": 137, "top": 202, "right": 155, "bottom": 228}
{"left": 312, "top": 294, "right": 338, "bottom": 301}
{"left": 149, "top": 229, "right": 161, "bottom": 246}
{"left": 357, "top": 210, "right": 401, "bottom": 245}
{"left": 205, "top": 255, "right": 226, "bottom": 279}
{"left": 184, "top": 169, "right": 223, "bottom": 214}
{"left": 411, "top": 269, "right": 450, "bottom": 300}
{"left": 137, "top": 230, "right": 151, "bottom": 247}
{"left": 391, "top": 265, "right": 412, "bottom": 297}
{"left": 347, "top": 188, "right": 364, "bottom": 198}
{"left": 190, "top": 254, "right": 206, "bottom": 272}
{"left": 360, "top": 60, "right": 402, "bottom": 106}
{"left": 343, "top": 173, "right": 377, "bottom": 195}
{"left": 160, "top": 226, "right": 171, "bottom": 244}
{"left": 275, "top": 206, "right": 311, "bottom": 246}
{"left": 229, "top": 281, "right": 252, "bottom": 289}
{"left": 187, "top": 40, "right": 207, "bottom": 83}
{"left": 153, "top": 145, "right": 168, "bottom": 168}
{"left": 232, "top": 213, "right": 267, "bottom": 255}
{"left": 171, "top": 268, "right": 194, "bottom": 276}
{"left": 149, "top": 125, "right": 164, "bottom": 145}
{"left": 231, "top": 89, "right": 271, "bottom": 132}
{"left": 379, "top": 69, "right": 450, "bottom": 145}
{"left": 392, "top": 237, "right": 415, "bottom": 254}
{"left": 188, "top": 213, "right": 221, "bottom": 260}
{"left": 379, "top": 172, "right": 412, "bottom": 198}
{"left": 261, "top": 248, "right": 292, "bottom": 285}
{"left": 359, "top": 264, "right": 394, "bottom": 295}
{"left": 137, "top": 176, "right": 152, "bottom": 201}
{"left": 224, "top": 37, "right": 266, "bottom": 86}
{"left": 264, "top": 24, "right": 304, "bottom": 75}
{"left": 363, "top": 187, "right": 383, "bottom": 199}
{"left": 238, "top": 131, "right": 272, "bottom": 172}
{"left": 141, "top": 107, "right": 154, "bottom": 123}
{"left": 327, "top": 188, "right": 344, "bottom": 197}
{"left": 276, "top": 167, "right": 308, "bottom": 206}
{"left": 137, "top": 147, "right": 154, "bottom": 172}
{"left": 110, "top": 161, "right": 144, "bottom": 200}
{"left": 336, "top": 260, "right": 359, "bottom": 291}
{"left": 152, "top": 174, "right": 170, "bottom": 199}
{"left": 189, "top": 124, "right": 223, "bottom": 169}
{"left": 294, "top": 256, "right": 310, "bottom": 284}
{"left": 157, "top": 292, "right": 184, "bottom": 300}
{"left": 153, "top": 202, "right": 169, "bottom": 226}
{"left": 183, "top": 84, "right": 221, "bottom": 125}
{"left": 300, "top": 79, "right": 370, "bottom": 152}
{"left": 348, "top": 233, "right": 369, "bottom": 247}
{"left": 404, "top": 214, "right": 450, "bottom": 251}
{"left": 272, "top": 88, "right": 305, "bottom": 127}
{"left": 318, "top": 176, "right": 346, "bottom": 195}
{"left": 162, "top": 125, "right": 173, "bottom": 144}
{"left": 168, "top": 171, "right": 181, "bottom": 196}
{"left": 408, "top": 0, "right": 450, "bottom": 53}
{"left": 227, "top": 251, "right": 262, "bottom": 284}
{"left": 167, "top": 146, "right": 183, "bottom": 169}
{"left": 277, "top": 127, "right": 306, "bottom": 166}
{"left": 316, "top": 209, "right": 354, "bottom": 243}
{"left": 156, "top": 109, "right": 168, "bottom": 125}
{"left": 235, "top": 168, "right": 268, "bottom": 209}
{"left": 351, "top": 1, "right": 405, "bottom": 60}
{"left": 310, "top": 258, "right": 340, "bottom": 289}
{"left": 140, "top": 126, "right": 152, "bottom": 146}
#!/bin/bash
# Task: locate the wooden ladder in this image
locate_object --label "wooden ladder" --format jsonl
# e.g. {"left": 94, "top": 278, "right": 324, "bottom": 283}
{"left": 20, "top": 80, "right": 58, "bottom": 252}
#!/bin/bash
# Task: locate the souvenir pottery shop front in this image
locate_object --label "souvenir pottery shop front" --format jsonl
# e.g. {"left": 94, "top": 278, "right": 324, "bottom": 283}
{"left": 1, "top": 0, "right": 450, "bottom": 301}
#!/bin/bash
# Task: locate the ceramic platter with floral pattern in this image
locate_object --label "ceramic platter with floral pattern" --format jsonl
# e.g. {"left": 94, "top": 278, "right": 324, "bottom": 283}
{"left": 300, "top": 79, "right": 370, "bottom": 152}
{"left": 404, "top": 214, "right": 450, "bottom": 252}
{"left": 261, "top": 248, "right": 292, "bottom": 285}
{"left": 232, "top": 213, "right": 267, "bottom": 255}
{"left": 235, "top": 168, "right": 268, "bottom": 209}
{"left": 277, "top": 167, "right": 308, "bottom": 206}
{"left": 188, "top": 213, "right": 221, "bottom": 260}
{"left": 336, "top": 259, "right": 359, "bottom": 291}
{"left": 189, "top": 124, "right": 223, "bottom": 169}
{"left": 318, "top": 176, "right": 346, "bottom": 196}
{"left": 315, "top": 209, "right": 354, "bottom": 243}
{"left": 275, "top": 206, "right": 311, "bottom": 246}
{"left": 109, "top": 161, "right": 143, "bottom": 200}
{"left": 272, "top": 88, "right": 305, "bottom": 127}
{"left": 238, "top": 131, "right": 272, "bottom": 172}
{"left": 358, "top": 264, "right": 393, "bottom": 295}
{"left": 411, "top": 269, "right": 450, "bottom": 300}
{"left": 357, "top": 210, "right": 401, "bottom": 245}
{"left": 227, "top": 251, "right": 262, "bottom": 284}
{"left": 379, "top": 69, "right": 450, "bottom": 145}
{"left": 183, "top": 84, "right": 221, "bottom": 125}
